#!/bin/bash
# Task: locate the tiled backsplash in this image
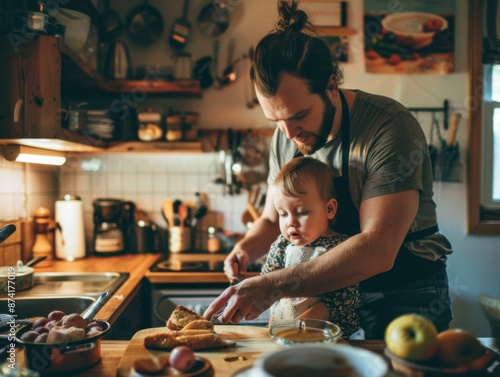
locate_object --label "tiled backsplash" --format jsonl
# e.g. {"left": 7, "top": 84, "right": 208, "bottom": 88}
{"left": 0, "top": 150, "right": 255, "bottom": 261}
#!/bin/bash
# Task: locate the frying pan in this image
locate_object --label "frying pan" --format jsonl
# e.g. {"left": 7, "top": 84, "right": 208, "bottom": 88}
{"left": 125, "top": 0, "right": 164, "bottom": 45}
{"left": 197, "top": 0, "right": 230, "bottom": 37}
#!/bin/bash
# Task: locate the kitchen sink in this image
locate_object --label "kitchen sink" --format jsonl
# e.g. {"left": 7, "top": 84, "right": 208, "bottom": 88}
{"left": 31, "top": 272, "right": 129, "bottom": 297}
{"left": 0, "top": 295, "right": 95, "bottom": 318}
{"left": 0, "top": 272, "right": 129, "bottom": 319}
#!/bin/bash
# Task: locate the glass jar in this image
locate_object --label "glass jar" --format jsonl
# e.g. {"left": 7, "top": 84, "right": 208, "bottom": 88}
{"left": 206, "top": 226, "right": 222, "bottom": 253}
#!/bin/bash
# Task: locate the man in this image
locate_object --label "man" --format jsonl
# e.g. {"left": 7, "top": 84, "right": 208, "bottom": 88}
{"left": 203, "top": 0, "right": 453, "bottom": 338}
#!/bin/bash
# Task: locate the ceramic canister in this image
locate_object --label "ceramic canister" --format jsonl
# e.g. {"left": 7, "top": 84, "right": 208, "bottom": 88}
{"left": 55, "top": 195, "right": 86, "bottom": 260}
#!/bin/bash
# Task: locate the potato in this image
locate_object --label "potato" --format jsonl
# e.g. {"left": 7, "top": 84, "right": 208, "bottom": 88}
{"left": 47, "top": 326, "right": 85, "bottom": 344}
{"left": 32, "top": 317, "right": 48, "bottom": 329}
{"left": 87, "top": 320, "right": 103, "bottom": 332}
{"left": 86, "top": 327, "right": 102, "bottom": 338}
{"left": 19, "top": 330, "right": 39, "bottom": 342}
{"left": 34, "top": 326, "right": 49, "bottom": 334}
{"left": 47, "top": 310, "right": 66, "bottom": 322}
{"left": 45, "top": 320, "right": 60, "bottom": 330}
{"left": 62, "top": 313, "right": 87, "bottom": 331}
{"left": 34, "top": 333, "right": 48, "bottom": 343}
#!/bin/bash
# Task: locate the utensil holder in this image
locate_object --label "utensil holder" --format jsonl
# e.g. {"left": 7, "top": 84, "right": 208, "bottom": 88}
{"left": 168, "top": 227, "right": 191, "bottom": 253}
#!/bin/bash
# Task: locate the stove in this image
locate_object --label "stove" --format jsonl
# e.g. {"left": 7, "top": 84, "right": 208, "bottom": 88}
{"left": 150, "top": 259, "right": 262, "bottom": 273}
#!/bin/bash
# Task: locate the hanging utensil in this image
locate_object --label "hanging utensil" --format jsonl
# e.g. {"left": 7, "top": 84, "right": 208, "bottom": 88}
{"left": 428, "top": 113, "right": 439, "bottom": 179}
{"left": 441, "top": 113, "right": 461, "bottom": 180}
{"left": 192, "top": 55, "right": 214, "bottom": 89}
{"left": 211, "top": 40, "right": 223, "bottom": 90}
{"left": 225, "top": 128, "right": 235, "bottom": 195}
{"left": 125, "top": 0, "right": 164, "bottom": 45}
{"left": 100, "top": 0, "right": 122, "bottom": 42}
{"left": 220, "top": 39, "right": 237, "bottom": 87}
{"left": 169, "top": 0, "right": 191, "bottom": 50}
{"left": 197, "top": 0, "right": 230, "bottom": 38}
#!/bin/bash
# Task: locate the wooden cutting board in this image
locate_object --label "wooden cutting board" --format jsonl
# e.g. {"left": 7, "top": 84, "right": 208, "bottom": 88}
{"left": 117, "top": 325, "right": 280, "bottom": 377}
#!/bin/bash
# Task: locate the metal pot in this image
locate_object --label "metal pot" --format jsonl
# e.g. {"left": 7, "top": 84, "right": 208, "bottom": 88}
{"left": 0, "top": 256, "right": 46, "bottom": 293}
{"left": 1, "top": 319, "right": 110, "bottom": 375}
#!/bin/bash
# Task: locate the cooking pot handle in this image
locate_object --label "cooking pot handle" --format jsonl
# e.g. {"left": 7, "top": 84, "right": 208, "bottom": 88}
{"left": 82, "top": 292, "right": 109, "bottom": 322}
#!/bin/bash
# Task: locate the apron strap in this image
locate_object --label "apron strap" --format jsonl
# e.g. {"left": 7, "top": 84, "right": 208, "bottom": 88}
{"left": 404, "top": 224, "right": 439, "bottom": 243}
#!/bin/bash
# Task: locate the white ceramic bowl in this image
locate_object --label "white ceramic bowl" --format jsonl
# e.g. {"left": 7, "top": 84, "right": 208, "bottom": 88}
{"left": 253, "top": 344, "right": 388, "bottom": 377}
{"left": 381, "top": 12, "right": 448, "bottom": 49}
{"left": 54, "top": 8, "right": 90, "bottom": 51}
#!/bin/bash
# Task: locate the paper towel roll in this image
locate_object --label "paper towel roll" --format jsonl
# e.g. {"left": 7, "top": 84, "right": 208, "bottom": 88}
{"left": 55, "top": 197, "right": 85, "bottom": 260}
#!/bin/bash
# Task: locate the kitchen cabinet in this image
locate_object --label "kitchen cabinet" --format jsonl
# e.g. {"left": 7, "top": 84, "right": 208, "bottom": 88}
{"left": 0, "top": 33, "right": 202, "bottom": 152}
{"left": 105, "top": 280, "right": 152, "bottom": 340}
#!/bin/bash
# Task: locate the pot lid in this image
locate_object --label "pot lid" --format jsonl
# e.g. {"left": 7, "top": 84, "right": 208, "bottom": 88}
{"left": 0, "top": 260, "right": 34, "bottom": 277}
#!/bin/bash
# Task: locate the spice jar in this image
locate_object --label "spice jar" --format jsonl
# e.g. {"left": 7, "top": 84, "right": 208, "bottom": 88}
{"left": 137, "top": 107, "right": 163, "bottom": 141}
{"left": 32, "top": 206, "right": 55, "bottom": 267}
{"left": 206, "top": 226, "right": 222, "bottom": 253}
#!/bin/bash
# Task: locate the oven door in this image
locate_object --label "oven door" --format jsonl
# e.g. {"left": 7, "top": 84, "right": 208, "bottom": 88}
{"left": 151, "top": 287, "right": 270, "bottom": 327}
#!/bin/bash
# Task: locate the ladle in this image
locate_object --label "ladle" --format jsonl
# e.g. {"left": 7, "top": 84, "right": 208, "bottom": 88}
{"left": 220, "top": 39, "right": 237, "bottom": 86}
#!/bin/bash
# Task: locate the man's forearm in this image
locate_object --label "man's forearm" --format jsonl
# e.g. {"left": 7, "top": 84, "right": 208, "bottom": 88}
{"left": 265, "top": 233, "right": 395, "bottom": 297}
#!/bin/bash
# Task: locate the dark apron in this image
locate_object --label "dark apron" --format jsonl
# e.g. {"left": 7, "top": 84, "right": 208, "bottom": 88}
{"left": 294, "top": 90, "right": 443, "bottom": 292}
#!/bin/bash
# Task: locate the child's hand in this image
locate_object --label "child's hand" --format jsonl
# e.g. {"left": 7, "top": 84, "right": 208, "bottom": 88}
{"left": 297, "top": 302, "right": 330, "bottom": 321}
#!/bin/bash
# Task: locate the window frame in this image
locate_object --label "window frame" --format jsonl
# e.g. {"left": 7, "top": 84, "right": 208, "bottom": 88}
{"left": 467, "top": 0, "right": 500, "bottom": 233}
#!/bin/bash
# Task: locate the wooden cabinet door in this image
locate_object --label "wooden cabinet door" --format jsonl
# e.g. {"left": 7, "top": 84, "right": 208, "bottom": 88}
{"left": 0, "top": 35, "right": 61, "bottom": 139}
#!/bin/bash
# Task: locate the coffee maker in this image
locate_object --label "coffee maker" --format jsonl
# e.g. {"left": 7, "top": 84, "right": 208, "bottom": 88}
{"left": 93, "top": 198, "right": 125, "bottom": 256}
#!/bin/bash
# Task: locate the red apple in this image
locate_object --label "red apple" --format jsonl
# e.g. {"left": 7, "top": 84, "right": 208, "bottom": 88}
{"left": 385, "top": 313, "right": 438, "bottom": 361}
{"left": 435, "top": 329, "right": 486, "bottom": 367}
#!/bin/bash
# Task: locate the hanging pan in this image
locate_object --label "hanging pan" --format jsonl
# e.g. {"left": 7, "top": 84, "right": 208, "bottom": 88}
{"left": 197, "top": 0, "right": 230, "bottom": 37}
{"left": 125, "top": 0, "right": 164, "bottom": 45}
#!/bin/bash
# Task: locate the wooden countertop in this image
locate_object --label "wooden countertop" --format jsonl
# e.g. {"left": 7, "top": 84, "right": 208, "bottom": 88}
{"left": 66, "top": 333, "right": 500, "bottom": 377}
{"left": 32, "top": 253, "right": 161, "bottom": 322}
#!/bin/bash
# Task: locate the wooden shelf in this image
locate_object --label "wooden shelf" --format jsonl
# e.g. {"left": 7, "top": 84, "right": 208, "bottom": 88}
{"left": 60, "top": 44, "right": 202, "bottom": 97}
{"left": 107, "top": 141, "right": 203, "bottom": 153}
{"left": 317, "top": 26, "right": 356, "bottom": 36}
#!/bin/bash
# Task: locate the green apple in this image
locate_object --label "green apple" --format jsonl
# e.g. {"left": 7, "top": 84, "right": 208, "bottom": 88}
{"left": 385, "top": 313, "right": 438, "bottom": 361}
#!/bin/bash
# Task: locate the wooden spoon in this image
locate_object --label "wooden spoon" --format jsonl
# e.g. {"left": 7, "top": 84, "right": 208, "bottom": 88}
{"left": 241, "top": 187, "right": 260, "bottom": 227}
{"left": 162, "top": 199, "right": 174, "bottom": 227}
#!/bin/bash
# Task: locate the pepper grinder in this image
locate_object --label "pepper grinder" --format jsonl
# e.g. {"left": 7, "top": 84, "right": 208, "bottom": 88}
{"left": 32, "top": 206, "right": 55, "bottom": 267}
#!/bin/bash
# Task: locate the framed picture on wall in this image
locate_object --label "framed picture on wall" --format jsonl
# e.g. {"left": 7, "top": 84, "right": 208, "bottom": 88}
{"left": 319, "top": 35, "right": 350, "bottom": 62}
{"left": 363, "top": 0, "right": 455, "bottom": 74}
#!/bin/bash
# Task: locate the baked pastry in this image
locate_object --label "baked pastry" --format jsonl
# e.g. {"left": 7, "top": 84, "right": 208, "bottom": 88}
{"left": 166, "top": 305, "right": 214, "bottom": 331}
{"left": 144, "top": 305, "right": 233, "bottom": 351}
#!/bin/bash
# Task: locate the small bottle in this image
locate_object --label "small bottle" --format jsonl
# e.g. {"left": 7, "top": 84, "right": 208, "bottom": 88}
{"left": 206, "top": 226, "right": 221, "bottom": 253}
{"left": 32, "top": 206, "right": 54, "bottom": 267}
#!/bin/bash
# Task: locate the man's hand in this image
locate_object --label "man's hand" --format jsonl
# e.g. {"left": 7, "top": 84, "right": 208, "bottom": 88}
{"left": 223, "top": 246, "right": 251, "bottom": 282}
{"left": 203, "top": 275, "right": 278, "bottom": 324}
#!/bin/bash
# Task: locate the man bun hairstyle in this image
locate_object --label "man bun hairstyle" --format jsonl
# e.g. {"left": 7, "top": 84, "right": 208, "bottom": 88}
{"left": 250, "top": 0, "right": 343, "bottom": 97}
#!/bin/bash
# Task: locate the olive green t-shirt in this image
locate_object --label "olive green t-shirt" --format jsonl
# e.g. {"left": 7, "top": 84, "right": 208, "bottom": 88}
{"left": 268, "top": 90, "right": 452, "bottom": 262}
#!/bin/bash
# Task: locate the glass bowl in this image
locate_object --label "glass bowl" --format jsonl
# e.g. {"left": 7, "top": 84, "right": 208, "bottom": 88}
{"left": 269, "top": 319, "right": 343, "bottom": 347}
